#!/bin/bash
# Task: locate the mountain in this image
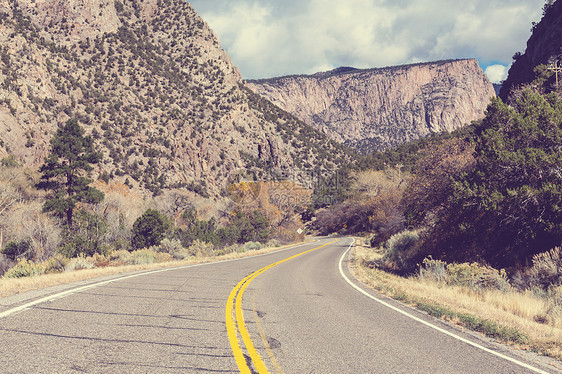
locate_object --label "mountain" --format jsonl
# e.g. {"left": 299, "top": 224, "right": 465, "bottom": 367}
{"left": 499, "top": 0, "right": 562, "bottom": 101}
{"left": 0, "top": 0, "right": 353, "bottom": 198}
{"left": 246, "top": 59, "right": 496, "bottom": 153}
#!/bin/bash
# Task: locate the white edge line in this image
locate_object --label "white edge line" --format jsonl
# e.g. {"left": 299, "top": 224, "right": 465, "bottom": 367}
{"left": 0, "top": 240, "right": 318, "bottom": 319}
{"left": 338, "top": 238, "right": 550, "bottom": 374}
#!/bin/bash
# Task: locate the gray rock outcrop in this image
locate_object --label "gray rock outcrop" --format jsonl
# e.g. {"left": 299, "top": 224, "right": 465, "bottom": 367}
{"left": 247, "top": 59, "right": 496, "bottom": 152}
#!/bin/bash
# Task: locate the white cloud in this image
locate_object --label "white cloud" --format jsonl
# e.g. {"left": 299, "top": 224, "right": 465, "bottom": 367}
{"left": 484, "top": 64, "right": 509, "bottom": 84}
{"left": 190, "top": 0, "right": 544, "bottom": 79}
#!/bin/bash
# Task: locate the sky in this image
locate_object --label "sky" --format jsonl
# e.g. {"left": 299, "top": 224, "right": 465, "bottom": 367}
{"left": 188, "top": 0, "right": 544, "bottom": 83}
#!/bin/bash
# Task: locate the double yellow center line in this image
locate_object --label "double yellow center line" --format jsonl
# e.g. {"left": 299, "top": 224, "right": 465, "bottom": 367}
{"left": 225, "top": 239, "right": 338, "bottom": 373}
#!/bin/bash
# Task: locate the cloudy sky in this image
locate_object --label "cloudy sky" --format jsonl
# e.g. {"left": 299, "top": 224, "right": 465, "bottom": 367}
{"left": 188, "top": 0, "right": 544, "bottom": 83}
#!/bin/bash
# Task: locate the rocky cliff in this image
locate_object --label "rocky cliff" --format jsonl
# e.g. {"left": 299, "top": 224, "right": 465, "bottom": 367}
{"left": 0, "top": 0, "right": 352, "bottom": 197}
{"left": 499, "top": 0, "right": 562, "bottom": 101}
{"left": 246, "top": 60, "right": 495, "bottom": 153}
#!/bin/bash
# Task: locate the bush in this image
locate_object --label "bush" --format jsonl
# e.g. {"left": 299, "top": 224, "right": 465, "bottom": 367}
{"left": 419, "top": 257, "right": 448, "bottom": 283}
{"left": 44, "top": 254, "right": 70, "bottom": 273}
{"left": 383, "top": 230, "right": 419, "bottom": 268}
{"left": 419, "top": 258, "right": 510, "bottom": 291}
{"left": 446, "top": 262, "right": 510, "bottom": 291}
{"left": 1, "top": 239, "right": 33, "bottom": 261}
{"left": 3, "top": 259, "right": 45, "bottom": 278}
{"left": 157, "top": 238, "right": 183, "bottom": 254}
{"left": 131, "top": 209, "right": 170, "bottom": 249}
{"left": 266, "top": 239, "right": 281, "bottom": 248}
{"left": 188, "top": 240, "right": 214, "bottom": 257}
{"left": 0, "top": 257, "right": 14, "bottom": 277}
{"left": 517, "top": 247, "right": 562, "bottom": 290}
{"left": 59, "top": 210, "right": 109, "bottom": 257}
{"left": 107, "top": 249, "right": 132, "bottom": 264}
{"left": 64, "top": 256, "right": 95, "bottom": 272}
{"left": 129, "top": 249, "right": 156, "bottom": 265}
{"left": 243, "top": 241, "right": 262, "bottom": 251}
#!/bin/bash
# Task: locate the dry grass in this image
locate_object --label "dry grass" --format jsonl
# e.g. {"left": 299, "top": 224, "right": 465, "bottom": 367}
{"left": 0, "top": 241, "right": 309, "bottom": 298}
{"left": 352, "top": 240, "right": 562, "bottom": 360}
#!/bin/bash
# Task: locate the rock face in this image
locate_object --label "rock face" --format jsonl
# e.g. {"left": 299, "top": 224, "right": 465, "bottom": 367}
{"left": 499, "top": 0, "right": 562, "bottom": 101}
{"left": 247, "top": 60, "right": 495, "bottom": 152}
{"left": 0, "top": 0, "right": 351, "bottom": 197}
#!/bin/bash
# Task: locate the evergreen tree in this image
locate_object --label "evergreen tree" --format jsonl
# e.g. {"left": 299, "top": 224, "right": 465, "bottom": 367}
{"left": 436, "top": 90, "right": 562, "bottom": 267}
{"left": 131, "top": 209, "right": 170, "bottom": 249}
{"left": 37, "top": 119, "right": 104, "bottom": 226}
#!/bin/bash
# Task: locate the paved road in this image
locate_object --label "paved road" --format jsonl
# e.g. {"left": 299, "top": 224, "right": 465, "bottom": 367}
{"left": 0, "top": 238, "right": 558, "bottom": 373}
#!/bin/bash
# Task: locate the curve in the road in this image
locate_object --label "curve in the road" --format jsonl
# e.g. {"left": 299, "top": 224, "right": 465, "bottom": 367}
{"left": 337, "top": 239, "right": 549, "bottom": 374}
{"left": 226, "top": 239, "right": 338, "bottom": 373}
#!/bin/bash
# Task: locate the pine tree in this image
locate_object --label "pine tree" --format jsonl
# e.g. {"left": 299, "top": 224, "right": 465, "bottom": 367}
{"left": 37, "top": 119, "right": 104, "bottom": 226}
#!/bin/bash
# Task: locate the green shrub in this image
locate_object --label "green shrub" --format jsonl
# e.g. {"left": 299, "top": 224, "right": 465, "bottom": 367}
{"left": 64, "top": 256, "right": 94, "bottom": 272}
{"left": 418, "top": 258, "right": 510, "bottom": 291}
{"left": 3, "top": 259, "right": 45, "bottom": 278}
{"left": 1, "top": 155, "right": 19, "bottom": 167}
{"left": 188, "top": 240, "right": 214, "bottom": 257}
{"left": 266, "top": 239, "right": 281, "bottom": 248}
{"left": 446, "top": 262, "right": 510, "bottom": 291}
{"left": 525, "top": 247, "right": 562, "bottom": 290}
{"left": 1, "top": 239, "right": 33, "bottom": 261}
{"left": 44, "top": 254, "right": 70, "bottom": 273}
{"left": 419, "top": 257, "right": 448, "bottom": 283}
{"left": 128, "top": 249, "right": 155, "bottom": 265}
{"left": 243, "top": 241, "right": 262, "bottom": 251}
{"left": 383, "top": 230, "right": 419, "bottom": 268}
{"left": 131, "top": 209, "right": 170, "bottom": 249}
{"left": 157, "top": 238, "right": 183, "bottom": 254}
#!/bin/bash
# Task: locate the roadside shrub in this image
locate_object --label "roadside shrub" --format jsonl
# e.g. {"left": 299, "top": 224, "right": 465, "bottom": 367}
{"left": 3, "top": 259, "right": 45, "bottom": 278}
{"left": 266, "top": 239, "right": 281, "bottom": 248}
{"left": 64, "top": 256, "right": 94, "bottom": 272}
{"left": 157, "top": 238, "right": 183, "bottom": 254}
{"left": 418, "top": 258, "right": 510, "bottom": 291}
{"left": 109, "top": 249, "right": 132, "bottom": 264}
{"left": 215, "top": 244, "right": 243, "bottom": 256}
{"left": 244, "top": 241, "right": 262, "bottom": 251}
{"left": 188, "top": 240, "right": 214, "bottom": 257}
{"left": 129, "top": 249, "right": 156, "bottom": 265}
{"left": 446, "top": 262, "right": 510, "bottom": 291}
{"left": 419, "top": 257, "right": 448, "bottom": 283}
{"left": 525, "top": 247, "right": 562, "bottom": 290}
{"left": 44, "top": 254, "right": 70, "bottom": 273}
{"left": 383, "top": 230, "right": 419, "bottom": 268}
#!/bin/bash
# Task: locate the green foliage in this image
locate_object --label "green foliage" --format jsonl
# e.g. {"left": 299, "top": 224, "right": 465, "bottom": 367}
{"left": 445, "top": 91, "right": 562, "bottom": 267}
{"left": 3, "top": 258, "right": 45, "bottom": 278}
{"left": 131, "top": 209, "right": 170, "bottom": 249}
{"left": 382, "top": 230, "right": 420, "bottom": 268}
{"left": 37, "top": 119, "right": 104, "bottom": 226}
{"left": 358, "top": 125, "right": 477, "bottom": 173}
{"left": 1, "top": 155, "right": 19, "bottom": 168}
{"left": 1, "top": 239, "right": 33, "bottom": 261}
{"left": 64, "top": 255, "right": 95, "bottom": 272}
{"left": 175, "top": 208, "right": 271, "bottom": 248}
{"left": 518, "top": 247, "right": 562, "bottom": 290}
{"left": 59, "top": 210, "right": 109, "bottom": 257}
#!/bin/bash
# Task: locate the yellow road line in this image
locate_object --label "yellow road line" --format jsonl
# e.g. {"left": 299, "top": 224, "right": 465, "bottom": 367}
{"left": 226, "top": 239, "right": 338, "bottom": 373}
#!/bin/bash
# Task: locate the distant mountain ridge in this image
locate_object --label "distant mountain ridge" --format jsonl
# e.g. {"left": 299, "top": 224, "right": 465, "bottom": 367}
{"left": 246, "top": 59, "right": 496, "bottom": 153}
{"left": 0, "top": 0, "right": 353, "bottom": 198}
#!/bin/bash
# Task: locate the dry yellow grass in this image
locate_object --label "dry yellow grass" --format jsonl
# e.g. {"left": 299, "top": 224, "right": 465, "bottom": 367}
{"left": 0, "top": 241, "right": 309, "bottom": 298}
{"left": 351, "top": 241, "right": 562, "bottom": 360}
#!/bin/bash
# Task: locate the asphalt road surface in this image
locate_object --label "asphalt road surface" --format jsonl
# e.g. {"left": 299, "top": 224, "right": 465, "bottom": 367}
{"left": 0, "top": 238, "right": 559, "bottom": 373}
